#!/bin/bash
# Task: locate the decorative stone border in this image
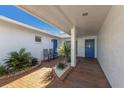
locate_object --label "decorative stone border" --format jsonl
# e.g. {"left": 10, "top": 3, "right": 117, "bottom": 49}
{"left": 59, "top": 67, "right": 73, "bottom": 81}
{"left": 0, "top": 64, "right": 40, "bottom": 80}
{"left": 53, "top": 63, "right": 74, "bottom": 81}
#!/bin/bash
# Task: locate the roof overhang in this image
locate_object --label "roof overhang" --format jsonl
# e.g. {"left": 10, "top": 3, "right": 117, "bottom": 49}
{"left": 19, "top": 5, "right": 112, "bottom": 37}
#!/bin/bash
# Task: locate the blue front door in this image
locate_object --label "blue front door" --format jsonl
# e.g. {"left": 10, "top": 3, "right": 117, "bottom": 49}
{"left": 85, "top": 39, "right": 95, "bottom": 58}
{"left": 52, "top": 39, "right": 58, "bottom": 58}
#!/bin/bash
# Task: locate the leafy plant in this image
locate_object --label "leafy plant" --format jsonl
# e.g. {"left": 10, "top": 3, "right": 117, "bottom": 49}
{"left": 31, "top": 57, "right": 38, "bottom": 66}
{"left": 4, "top": 48, "right": 32, "bottom": 71}
{"left": 58, "top": 42, "right": 71, "bottom": 62}
{"left": 57, "top": 62, "right": 65, "bottom": 69}
{"left": 0, "top": 65, "right": 8, "bottom": 76}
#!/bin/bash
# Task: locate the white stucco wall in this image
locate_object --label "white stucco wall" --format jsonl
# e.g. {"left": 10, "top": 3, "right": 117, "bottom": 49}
{"left": 97, "top": 6, "right": 124, "bottom": 87}
{"left": 0, "top": 19, "right": 61, "bottom": 65}
{"left": 77, "top": 36, "right": 97, "bottom": 58}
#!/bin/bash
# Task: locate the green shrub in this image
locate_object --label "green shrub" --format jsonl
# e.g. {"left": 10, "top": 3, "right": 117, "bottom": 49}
{"left": 0, "top": 66, "right": 8, "bottom": 76}
{"left": 4, "top": 48, "right": 32, "bottom": 72}
{"left": 31, "top": 57, "right": 38, "bottom": 66}
{"left": 58, "top": 42, "right": 70, "bottom": 62}
{"left": 57, "top": 62, "right": 65, "bottom": 69}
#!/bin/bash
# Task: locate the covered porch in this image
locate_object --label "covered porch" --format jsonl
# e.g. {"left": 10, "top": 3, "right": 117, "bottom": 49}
{"left": 1, "top": 5, "right": 124, "bottom": 87}
{"left": 19, "top": 5, "right": 111, "bottom": 67}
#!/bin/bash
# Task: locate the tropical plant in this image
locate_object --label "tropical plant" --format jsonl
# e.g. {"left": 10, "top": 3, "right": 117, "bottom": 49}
{"left": 58, "top": 42, "right": 71, "bottom": 62}
{"left": 57, "top": 62, "right": 65, "bottom": 69}
{"left": 4, "top": 48, "right": 32, "bottom": 71}
{"left": 0, "top": 65, "right": 8, "bottom": 76}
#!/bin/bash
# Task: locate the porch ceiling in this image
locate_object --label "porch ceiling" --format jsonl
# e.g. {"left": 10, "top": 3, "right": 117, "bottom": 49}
{"left": 19, "top": 5, "right": 111, "bottom": 37}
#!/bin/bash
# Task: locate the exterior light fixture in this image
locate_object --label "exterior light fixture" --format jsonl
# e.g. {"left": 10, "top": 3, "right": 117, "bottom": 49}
{"left": 82, "top": 12, "right": 88, "bottom": 16}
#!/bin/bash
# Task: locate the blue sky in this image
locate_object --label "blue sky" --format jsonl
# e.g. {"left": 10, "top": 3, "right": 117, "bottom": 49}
{"left": 0, "top": 5, "right": 64, "bottom": 35}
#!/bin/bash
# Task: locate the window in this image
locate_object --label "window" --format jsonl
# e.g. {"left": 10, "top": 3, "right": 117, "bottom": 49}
{"left": 35, "top": 36, "right": 41, "bottom": 42}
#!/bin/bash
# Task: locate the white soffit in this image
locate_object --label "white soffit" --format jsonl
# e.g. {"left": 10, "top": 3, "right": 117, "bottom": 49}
{"left": 19, "top": 5, "right": 72, "bottom": 34}
{"left": 19, "top": 5, "right": 111, "bottom": 37}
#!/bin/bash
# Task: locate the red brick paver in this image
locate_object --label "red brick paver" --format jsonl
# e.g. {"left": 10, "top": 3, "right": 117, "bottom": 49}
{"left": 47, "top": 58, "right": 111, "bottom": 88}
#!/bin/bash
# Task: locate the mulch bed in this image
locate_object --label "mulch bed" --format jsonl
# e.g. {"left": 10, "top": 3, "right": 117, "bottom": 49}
{"left": 0, "top": 64, "right": 41, "bottom": 87}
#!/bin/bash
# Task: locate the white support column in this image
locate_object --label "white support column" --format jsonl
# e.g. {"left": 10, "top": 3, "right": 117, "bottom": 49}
{"left": 71, "top": 26, "right": 76, "bottom": 67}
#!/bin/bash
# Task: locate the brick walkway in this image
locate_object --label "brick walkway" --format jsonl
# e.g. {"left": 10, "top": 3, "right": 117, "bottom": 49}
{"left": 47, "top": 58, "right": 111, "bottom": 88}
{"left": 0, "top": 58, "right": 111, "bottom": 88}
